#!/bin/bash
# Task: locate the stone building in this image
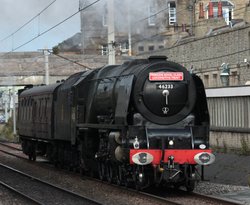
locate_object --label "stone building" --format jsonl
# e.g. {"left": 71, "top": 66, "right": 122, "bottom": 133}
{"left": 56, "top": 0, "right": 250, "bottom": 87}
{"left": 138, "top": 23, "right": 250, "bottom": 88}
{"left": 77, "top": 0, "right": 249, "bottom": 55}
{"left": 78, "top": 0, "right": 196, "bottom": 55}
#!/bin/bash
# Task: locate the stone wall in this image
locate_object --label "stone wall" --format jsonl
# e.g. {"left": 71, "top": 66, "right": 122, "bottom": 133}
{"left": 0, "top": 52, "right": 131, "bottom": 85}
{"left": 210, "top": 131, "right": 250, "bottom": 152}
{"left": 138, "top": 24, "right": 250, "bottom": 87}
{"left": 0, "top": 52, "right": 107, "bottom": 76}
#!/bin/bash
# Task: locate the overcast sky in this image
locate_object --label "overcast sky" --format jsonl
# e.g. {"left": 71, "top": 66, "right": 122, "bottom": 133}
{"left": 0, "top": 0, "right": 83, "bottom": 52}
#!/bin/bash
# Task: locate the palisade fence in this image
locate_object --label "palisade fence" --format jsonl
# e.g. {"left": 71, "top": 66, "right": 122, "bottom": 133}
{"left": 206, "top": 86, "right": 250, "bottom": 150}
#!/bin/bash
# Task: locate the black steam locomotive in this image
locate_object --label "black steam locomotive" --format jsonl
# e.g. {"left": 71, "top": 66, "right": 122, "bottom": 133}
{"left": 17, "top": 56, "right": 215, "bottom": 191}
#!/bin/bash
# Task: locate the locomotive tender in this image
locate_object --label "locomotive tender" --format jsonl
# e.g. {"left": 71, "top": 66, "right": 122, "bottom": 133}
{"left": 18, "top": 56, "right": 215, "bottom": 191}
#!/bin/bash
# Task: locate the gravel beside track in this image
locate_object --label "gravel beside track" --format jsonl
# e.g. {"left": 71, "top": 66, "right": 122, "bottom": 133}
{"left": 195, "top": 182, "right": 249, "bottom": 195}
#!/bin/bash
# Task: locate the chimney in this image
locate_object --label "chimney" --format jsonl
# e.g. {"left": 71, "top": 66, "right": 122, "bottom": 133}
{"left": 218, "top": 1, "right": 223, "bottom": 17}
{"left": 208, "top": 1, "right": 213, "bottom": 19}
{"left": 199, "top": 2, "right": 204, "bottom": 19}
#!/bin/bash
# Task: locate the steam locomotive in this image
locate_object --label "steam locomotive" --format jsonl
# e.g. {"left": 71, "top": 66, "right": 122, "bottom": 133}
{"left": 17, "top": 56, "right": 215, "bottom": 191}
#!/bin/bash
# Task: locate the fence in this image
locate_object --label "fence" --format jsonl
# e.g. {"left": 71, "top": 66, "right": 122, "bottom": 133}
{"left": 206, "top": 86, "right": 250, "bottom": 151}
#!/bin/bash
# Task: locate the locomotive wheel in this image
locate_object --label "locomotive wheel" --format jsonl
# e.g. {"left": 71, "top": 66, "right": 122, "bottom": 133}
{"left": 32, "top": 152, "right": 36, "bottom": 161}
{"left": 98, "top": 162, "right": 105, "bottom": 181}
{"left": 185, "top": 165, "right": 196, "bottom": 192}
{"left": 28, "top": 152, "right": 36, "bottom": 161}
{"left": 79, "top": 157, "right": 87, "bottom": 177}
{"left": 28, "top": 148, "right": 36, "bottom": 161}
{"left": 106, "top": 164, "right": 113, "bottom": 183}
{"left": 186, "top": 179, "right": 195, "bottom": 192}
{"left": 124, "top": 168, "right": 133, "bottom": 188}
{"left": 124, "top": 177, "right": 133, "bottom": 188}
{"left": 115, "top": 166, "right": 123, "bottom": 185}
{"left": 28, "top": 153, "right": 32, "bottom": 160}
{"left": 133, "top": 165, "right": 145, "bottom": 190}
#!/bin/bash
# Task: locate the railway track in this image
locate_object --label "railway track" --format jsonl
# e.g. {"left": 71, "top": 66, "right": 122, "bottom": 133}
{"left": 0, "top": 141, "right": 22, "bottom": 151}
{"left": 0, "top": 141, "right": 29, "bottom": 161}
{"left": 0, "top": 163, "right": 103, "bottom": 205}
{"left": 0, "top": 141, "right": 244, "bottom": 205}
{"left": 0, "top": 180, "right": 43, "bottom": 205}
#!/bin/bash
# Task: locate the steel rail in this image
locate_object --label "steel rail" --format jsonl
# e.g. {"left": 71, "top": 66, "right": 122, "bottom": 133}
{"left": 83, "top": 176, "right": 182, "bottom": 205}
{"left": 0, "top": 163, "right": 103, "bottom": 205}
{"left": 86, "top": 174, "right": 244, "bottom": 205}
{"left": 0, "top": 141, "right": 22, "bottom": 151}
{"left": 0, "top": 181, "right": 43, "bottom": 205}
{"left": 0, "top": 146, "right": 27, "bottom": 160}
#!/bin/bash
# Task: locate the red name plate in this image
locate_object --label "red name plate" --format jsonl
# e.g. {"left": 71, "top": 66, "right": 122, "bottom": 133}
{"left": 149, "top": 72, "right": 184, "bottom": 81}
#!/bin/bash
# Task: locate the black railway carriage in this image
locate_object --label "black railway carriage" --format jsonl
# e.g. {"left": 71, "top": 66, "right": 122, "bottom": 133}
{"left": 18, "top": 83, "right": 61, "bottom": 160}
{"left": 17, "top": 56, "right": 215, "bottom": 191}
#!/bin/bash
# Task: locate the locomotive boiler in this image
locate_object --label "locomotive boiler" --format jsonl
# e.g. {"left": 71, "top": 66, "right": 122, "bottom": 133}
{"left": 17, "top": 56, "right": 215, "bottom": 191}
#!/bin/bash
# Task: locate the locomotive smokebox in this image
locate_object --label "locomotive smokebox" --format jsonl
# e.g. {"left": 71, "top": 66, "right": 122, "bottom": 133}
{"left": 133, "top": 58, "right": 197, "bottom": 125}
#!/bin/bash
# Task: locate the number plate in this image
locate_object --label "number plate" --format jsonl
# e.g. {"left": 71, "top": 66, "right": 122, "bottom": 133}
{"left": 156, "top": 84, "right": 174, "bottom": 89}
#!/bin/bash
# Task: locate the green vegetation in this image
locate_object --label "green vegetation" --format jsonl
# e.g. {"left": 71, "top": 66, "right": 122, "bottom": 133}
{"left": 0, "top": 117, "right": 18, "bottom": 142}
{"left": 52, "top": 46, "right": 59, "bottom": 54}
{"left": 240, "top": 137, "right": 250, "bottom": 155}
{"left": 211, "top": 137, "right": 250, "bottom": 156}
{"left": 222, "top": 140, "right": 228, "bottom": 153}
